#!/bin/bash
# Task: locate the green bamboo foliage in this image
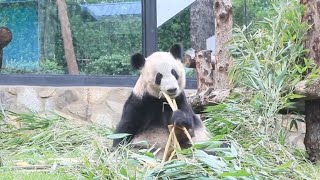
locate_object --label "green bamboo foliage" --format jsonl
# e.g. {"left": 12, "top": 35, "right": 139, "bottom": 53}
{"left": 203, "top": 1, "right": 320, "bottom": 179}
{"left": 229, "top": 0, "right": 309, "bottom": 127}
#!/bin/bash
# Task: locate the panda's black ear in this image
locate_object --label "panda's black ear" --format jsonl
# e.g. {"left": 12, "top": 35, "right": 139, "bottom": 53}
{"left": 131, "top": 53, "right": 145, "bottom": 70}
{"left": 170, "top": 44, "right": 183, "bottom": 59}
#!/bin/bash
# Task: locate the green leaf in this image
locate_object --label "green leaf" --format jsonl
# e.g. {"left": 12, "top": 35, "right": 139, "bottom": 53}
{"left": 193, "top": 141, "right": 223, "bottom": 149}
{"left": 287, "top": 93, "right": 306, "bottom": 100}
{"left": 143, "top": 151, "right": 155, "bottom": 158}
{"left": 106, "top": 133, "right": 131, "bottom": 140}
{"left": 294, "top": 64, "right": 303, "bottom": 74}
{"left": 195, "top": 150, "right": 227, "bottom": 171}
{"left": 276, "top": 160, "right": 293, "bottom": 171}
{"left": 289, "top": 120, "right": 298, "bottom": 131}
{"left": 211, "top": 135, "right": 225, "bottom": 141}
{"left": 204, "top": 104, "right": 227, "bottom": 112}
{"left": 219, "top": 170, "right": 251, "bottom": 177}
{"left": 120, "top": 167, "right": 128, "bottom": 177}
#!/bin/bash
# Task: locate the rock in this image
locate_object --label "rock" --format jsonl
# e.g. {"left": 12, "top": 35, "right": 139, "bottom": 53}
{"left": 88, "top": 88, "right": 109, "bottom": 104}
{"left": 38, "top": 88, "right": 56, "bottom": 98}
{"left": 287, "top": 132, "right": 305, "bottom": 150}
{"left": 90, "top": 112, "right": 114, "bottom": 127}
{"left": 106, "top": 101, "right": 124, "bottom": 115}
{"left": 67, "top": 103, "right": 91, "bottom": 119}
{"left": 106, "top": 88, "right": 131, "bottom": 102}
{"left": 44, "top": 98, "right": 55, "bottom": 111}
{"left": 56, "top": 90, "right": 79, "bottom": 109}
{"left": 8, "top": 87, "right": 17, "bottom": 95}
{"left": 0, "top": 90, "right": 14, "bottom": 109}
{"left": 16, "top": 88, "right": 43, "bottom": 112}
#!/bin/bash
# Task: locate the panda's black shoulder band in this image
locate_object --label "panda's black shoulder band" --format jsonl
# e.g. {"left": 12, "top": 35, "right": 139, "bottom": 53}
{"left": 131, "top": 53, "right": 145, "bottom": 70}
{"left": 170, "top": 44, "right": 183, "bottom": 60}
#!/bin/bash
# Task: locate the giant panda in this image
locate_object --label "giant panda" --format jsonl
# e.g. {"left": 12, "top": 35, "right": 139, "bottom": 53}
{"left": 112, "top": 44, "right": 210, "bottom": 156}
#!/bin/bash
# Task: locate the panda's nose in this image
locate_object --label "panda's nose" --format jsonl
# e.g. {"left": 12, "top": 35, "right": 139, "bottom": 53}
{"left": 167, "top": 88, "right": 177, "bottom": 94}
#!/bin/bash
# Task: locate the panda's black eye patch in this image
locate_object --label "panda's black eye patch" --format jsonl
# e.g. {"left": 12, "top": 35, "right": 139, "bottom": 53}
{"left": 171, "top": 69, "right": 179, "bottom": 80}
{"left": 155, "top": 73, "right": 163, "bottom": 85}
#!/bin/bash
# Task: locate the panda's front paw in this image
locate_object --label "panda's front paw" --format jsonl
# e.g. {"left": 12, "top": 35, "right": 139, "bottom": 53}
{"left": 171, "top": 110, "right": 192, "bottom": 129}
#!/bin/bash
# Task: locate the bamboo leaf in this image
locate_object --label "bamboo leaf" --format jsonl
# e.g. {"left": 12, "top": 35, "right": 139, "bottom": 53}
{"left": 219, "top": 170, "right": 251, "bottom": 177}
{"left": 106, "top": 133, "right": 131, "bottom": 139}
{"left": 276, "top": 160, "right": 293, "bottom": 171}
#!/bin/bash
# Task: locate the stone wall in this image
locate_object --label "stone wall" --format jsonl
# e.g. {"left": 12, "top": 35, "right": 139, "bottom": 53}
{"left": 0, "top": 86, "right": 134, "bottom": 129}
{"left": 0, "top": 86, "right": 197, "bottom": 129}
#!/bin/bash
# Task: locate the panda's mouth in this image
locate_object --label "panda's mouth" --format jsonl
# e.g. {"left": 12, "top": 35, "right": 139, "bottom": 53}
{"left": 159, "top": 91, "right": 177, "bottom": 99}
{"left": 166, "top": 94, "right": 176, "bottom": 98}
{"left": 166, "top": 92, "right": 178, "bottom": 98}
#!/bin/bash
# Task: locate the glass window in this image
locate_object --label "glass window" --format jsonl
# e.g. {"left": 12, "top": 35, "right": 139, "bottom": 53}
{"left": 0, "top": 0, "right": 142, "bottom": 75}
{"left": 158, "top": 7, "right": 196, "bottom": 78}
{"left": 157, "top": 2, "right": 191, "bottom": 52}
{"left": 0, "top": 1, "right": 39, "bottom": 72}
{"left": 233, "top": 0, "right": 273, "bottom": 27}
{"left": 157, "top": 0, "right": 214, "bottom": 78}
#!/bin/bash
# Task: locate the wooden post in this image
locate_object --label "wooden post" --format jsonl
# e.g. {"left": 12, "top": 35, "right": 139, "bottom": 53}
{"left": 214, "top": 0, "right": 233, "bottom": 89}
{"left": 56, "top": 0, "right": 79, "bottom": 75}
{"left": 194, "top": 50, "right": 215, "bottom": 92}
{"left": 185, "top": 50, "right": 222, "bottom": 113}
{"left": 184, "top": 49, "right": 215, "bottom": 92}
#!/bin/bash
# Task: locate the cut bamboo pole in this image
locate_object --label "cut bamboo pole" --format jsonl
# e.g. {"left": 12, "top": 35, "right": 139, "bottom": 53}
{"left": 161, "top": 92, "right": 193, "bottom": 163}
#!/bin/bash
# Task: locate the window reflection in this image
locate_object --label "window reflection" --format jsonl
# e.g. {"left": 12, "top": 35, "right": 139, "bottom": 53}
{"left": 0, "top": 0, "right": 142, "bottom": 75}
{"left": 157, "top": 6, "right": 192, "bottom": 77}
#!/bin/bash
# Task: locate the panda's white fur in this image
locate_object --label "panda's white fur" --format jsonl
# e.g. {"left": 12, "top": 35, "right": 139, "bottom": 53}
{"left": 113, "top": 44, "right": 210, "bottom": 158}
{"left": 131, "top": 124, "right": 210, "bottom": 158}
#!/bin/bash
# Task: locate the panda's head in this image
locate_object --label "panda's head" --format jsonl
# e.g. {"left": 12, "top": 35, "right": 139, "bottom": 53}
{"left": 132, "top": 44, "right": 186, "bottom": 98}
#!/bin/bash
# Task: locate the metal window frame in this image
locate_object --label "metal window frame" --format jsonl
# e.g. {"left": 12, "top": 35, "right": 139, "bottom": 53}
{"left": 142, "top": 0, "right": 157, "bottom": 56}
{"left": 0, "top": 74, "right": 197, "bottom": 89}
{"left": 0, "top": 0, "right": 197, "bottom": 89}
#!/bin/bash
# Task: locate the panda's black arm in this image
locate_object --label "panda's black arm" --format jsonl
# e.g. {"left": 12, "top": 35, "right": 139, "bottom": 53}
{"left": 112, "top": 95, "right": 146, "bottom": 147}
{"left": 175, "top": 92, "right": 193, "bottom": 113}
{"left": 173, "top": 92, "right": 201, "bottom": 135}
{"left": 175, "top": 92, "right": 196, "bottom": 115}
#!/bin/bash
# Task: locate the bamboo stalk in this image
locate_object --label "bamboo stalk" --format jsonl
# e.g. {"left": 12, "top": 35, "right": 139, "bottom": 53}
{"left": 162, "top": 125, "right": 176, "bottom": 163}
{"left": 161, "top": 92, "right": 193, "bottom": 162}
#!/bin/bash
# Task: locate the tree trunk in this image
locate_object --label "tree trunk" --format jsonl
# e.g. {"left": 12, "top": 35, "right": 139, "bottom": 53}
{"left": 0, "top": 49, "right": 2, "bottom": 69}
{"left": 300, "top": 0, "right": 320, "bottom": 162}
{"left": 214, "top": 0, "right": 233, "bottom": 89}
{"left": 0, "top": 27, "right": 12, "bottom": 70}
{"left": 301, "top": 0, "right": 320, "bottom": 65}
{"left": 304, "top": 100, "right": 320, "bottom": 162}
{"left": 56, "top": 0, "right": 79, "bottom": 75}
{"left": 190, "top": 0, "right": 215, "bottom": 50}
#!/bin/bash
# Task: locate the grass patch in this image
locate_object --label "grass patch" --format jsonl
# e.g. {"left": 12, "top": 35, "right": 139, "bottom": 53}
{"left": 0, "top": 110, "right": 252, "bottom": 179}
{"left": 0, "top": 171, "right": 74, "bottom": 180}
{"left": 0, "top": 110, "right": 114, "bottom": 179}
